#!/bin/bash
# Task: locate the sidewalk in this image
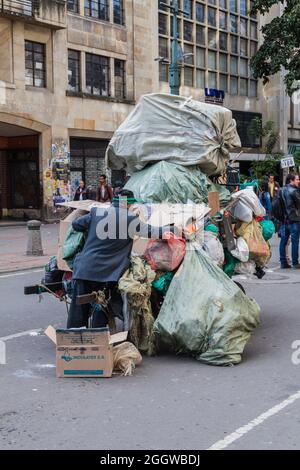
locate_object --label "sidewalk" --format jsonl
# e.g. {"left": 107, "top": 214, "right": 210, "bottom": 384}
{"left": 0, "top": 223, "right": 59, "bottom": 273}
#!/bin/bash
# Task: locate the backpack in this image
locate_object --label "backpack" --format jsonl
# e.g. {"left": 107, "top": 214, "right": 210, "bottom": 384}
{"left": 272, "top": 189, "right": 285, "bottom": 222}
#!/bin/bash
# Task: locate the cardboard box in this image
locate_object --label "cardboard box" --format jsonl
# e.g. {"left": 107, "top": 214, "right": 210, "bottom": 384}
{"left": 208, "top": 192, "right": 220, "bottom": 216}
{"left": 45, "top": 326, "right": 127, "bottom": 378}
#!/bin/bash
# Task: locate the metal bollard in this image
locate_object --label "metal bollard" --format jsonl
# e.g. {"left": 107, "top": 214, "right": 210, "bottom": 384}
{"left": 26, "top": 220, "right": 44, "bottom": 256}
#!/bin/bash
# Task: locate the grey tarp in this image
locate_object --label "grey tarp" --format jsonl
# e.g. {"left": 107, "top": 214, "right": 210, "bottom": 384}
{"left": 125, "top": 161, "right": 210, "bottom": 204}
{"left": 106, "top": 93, "right": 241, "bottom": 176}
{"left": 153, "top": 244, "right": 260, "bottom": 366}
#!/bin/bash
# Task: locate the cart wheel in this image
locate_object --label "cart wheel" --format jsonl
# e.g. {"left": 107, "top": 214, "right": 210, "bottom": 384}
{"left": 234, "top": 281, "right": 246, "bottom": 295}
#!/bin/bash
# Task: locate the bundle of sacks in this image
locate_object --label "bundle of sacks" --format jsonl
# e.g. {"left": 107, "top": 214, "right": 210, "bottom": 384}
{"left": 226, "top": 188, "right": 275, "bottom": 277}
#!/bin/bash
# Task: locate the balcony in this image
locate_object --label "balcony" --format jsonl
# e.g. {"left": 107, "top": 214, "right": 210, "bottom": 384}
{"left": 0, "top": 0, "right": 66, "bottom": 29}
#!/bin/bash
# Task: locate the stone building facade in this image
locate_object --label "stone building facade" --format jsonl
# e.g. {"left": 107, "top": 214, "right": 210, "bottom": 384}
{"left": 0, "top": 0, "right": 158, "bottom": 219}
{"left": 0, "top": 0, "right": 299, "bottom": 220}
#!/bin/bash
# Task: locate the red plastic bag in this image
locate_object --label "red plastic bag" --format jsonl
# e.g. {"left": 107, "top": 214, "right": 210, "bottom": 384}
{"left": 144, "top": 232, "right": 186, "bottom": 272}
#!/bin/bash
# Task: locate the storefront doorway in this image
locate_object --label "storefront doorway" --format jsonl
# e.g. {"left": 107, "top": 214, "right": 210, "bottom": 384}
{"left": 0, "top": 122, "right": 40, "bottom": 219}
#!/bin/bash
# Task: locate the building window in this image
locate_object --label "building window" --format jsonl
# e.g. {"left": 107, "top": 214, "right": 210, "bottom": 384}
{"left": 184, "top": 67, "right": 194, "bottom": 87}
{"left": 230, "top": 55, "right": 238, "bottom": 74}
{"left": 208, "top": 50, "right": 217, "bottom": 70}
{"left": 196, "top": 69, "right": 205, "bottom": 88}
{"left": 184, "top": 21, "right": 193, "bottom": 42}
{"left": 240, "top": 38, "right": 248, "bottom": 57}
{"left": 230, "top": 76, "right": 238, "bottom": 95}
{"left": 240, "top": 58, "right": 248, "bottom": 77}
{"left": 220, "top": 74, "right": 228, "bottom": 92}
{"left": 84, "top": 0, "right": 109, "bottom": 21}
{"left": 86, "top": 53, "right": 110, "bottom": 96}
{"left": 113, "top": 0, "right": 124, "bottom": 25}
{"left": 208, "top": 29, "right": 217, "bottom": 49}
{"left": 67, "top": 0, "right": 79, "bottom": 12}
{"left": 68, "top": 50, "right": 81, "bottom": 92}
{"left": 219, "top": 53, "right": 228, "bottom": 72}
{"left": 240, "top": 0, "right": 247, "bottom": 16}
{"left": 232, "top": 111, "right": 262, "bottom": 147}
{"left": 183, "top": 0, "right": 193, "bottom": 19}
{"left": 240, "top": 78, "right": 248, "bottom": 96}
{"left": 196, "top": 2, "right": 205, "bottom": 23}
{"left": 25, "top": 41, "right": 46, "bottom": 88}
{"left": 196, "top": 47, "right": 205, "bottom": 68}
{"left": 208, "top": 7, "right": 216, "bottom": 27}
{"left": 159, "top": 63, "right": 169, "bottom": 82}
{"left": 219, "top": 0, "right": 227, "bottom": 9}
{"left": 219, "top": 11, "right": 227, "bottom": 30}
{"left": 219, "top": 32, "right": 228, "bottom": 50}
{"left": 240, "top": 18, "right": 248, "bottom": 36}
{"left": 250, "top": 80, "right": 258, "bottom": 98}
{"left": 208, "top": 71, "right": 217, "bottom": 88}
{"left": 114, "top": 59, "right": 126, "bottom": 99}
{"left": 231, "top": 35, "right": 238, "bottom": 53}
{"left": 159, "top": 37, "right": 169, "bottom": 59}
{"left": 184, "top": 44, "right": 194, "bottom": 64}
{"left": 229, "top": 0, "right": 237, "bottom": 13}
{"left": 159, "top": 13, "right": 168, "bottom": 35}
{"left": 196, "top": 25, "right": 206, "bottom": 45}
{"left": 230, "top": 14, "right": 238, "bottom": 33}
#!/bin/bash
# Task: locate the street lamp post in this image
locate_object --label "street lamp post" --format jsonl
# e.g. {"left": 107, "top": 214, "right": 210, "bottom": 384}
{"left": 160, "top": 1, "right": 187, "bottom": 95}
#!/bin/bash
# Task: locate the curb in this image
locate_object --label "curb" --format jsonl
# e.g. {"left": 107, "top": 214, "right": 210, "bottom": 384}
{"left": 0, "top": 266, "right": 45, "bottom": 276}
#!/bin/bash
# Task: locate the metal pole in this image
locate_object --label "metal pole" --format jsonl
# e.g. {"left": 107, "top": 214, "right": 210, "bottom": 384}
{"left": 169, "top": 0, "right": 181, "bottom": 95}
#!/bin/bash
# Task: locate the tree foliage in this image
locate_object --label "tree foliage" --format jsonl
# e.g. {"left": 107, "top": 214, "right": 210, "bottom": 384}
{"left": 249, "top": 117, "right": 282, "bottom": 180}
{"left": 250, "top": 0, "right": 300, "bottom": 95}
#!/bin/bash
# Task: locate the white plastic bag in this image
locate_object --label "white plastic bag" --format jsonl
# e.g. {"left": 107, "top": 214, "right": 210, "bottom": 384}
{"left": 235, "top": 260, "right": 256, "bottom": 275}
{"left": 231, "top": 200, "right": 253, "bottom": 223}
{"left": 203, "top": 232, "right": 225, "bottom": 267}
{"left": 231, "top": 188, "right": 266, "bottom": 218}
{"left": 230, "top": 237, "right": 250, "bottom": 263}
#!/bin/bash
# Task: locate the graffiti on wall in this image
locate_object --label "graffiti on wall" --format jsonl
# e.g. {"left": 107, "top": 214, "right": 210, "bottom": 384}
{"left": 51, "top": 140, "right": 70, "bottom": 206}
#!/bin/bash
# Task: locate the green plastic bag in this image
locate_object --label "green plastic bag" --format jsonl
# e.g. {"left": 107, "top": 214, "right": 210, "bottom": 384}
{"left": 259, "top": 220, "right": 275, "bottom": 241}
{"left": 204, "top": 223, "right": 219, "bottom": 234}
{"left": 62, "top": 227, "right": 86, "bottom": 269}
{"left": 152, "top": 272, "right": 174, "bottom": 296}
{"left": 223, "top": 250, "right": 239, "bottom": 278}
{"left": 154, "top": 245, "right": 260, "bottom": 366}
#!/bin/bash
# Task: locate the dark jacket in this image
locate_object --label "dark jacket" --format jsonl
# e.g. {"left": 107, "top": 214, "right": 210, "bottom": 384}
{"left": 96, "top": 184, "right": 113, "bottom": 203}
{"left": 72, "top": 203, "right": 174, "bottom": 282}
{"left": 73, "top": 187, "right": 88, "bottom": 201}
{"left": 281, "top": 185, "right": 300, "bottom": 223}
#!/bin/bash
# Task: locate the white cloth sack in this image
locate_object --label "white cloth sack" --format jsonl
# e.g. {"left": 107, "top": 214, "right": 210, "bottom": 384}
{"left": 230, "top": 188, "right": 266, "bottom": 219}
{"left": 230, "top": 237, "right": 250, "bottom": 263}
{"left": 203, "top": 231, "right": 225, "bottom": 267}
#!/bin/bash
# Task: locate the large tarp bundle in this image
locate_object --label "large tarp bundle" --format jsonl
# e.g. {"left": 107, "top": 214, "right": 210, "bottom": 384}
{"left": 125, "top": 161, "right": 210, "bottom": 204}
{"left": 106, "top": 93, "right": 241, "bottom": 176}
{"left": 154, "top": 244, "right": 260, "bottom": 366}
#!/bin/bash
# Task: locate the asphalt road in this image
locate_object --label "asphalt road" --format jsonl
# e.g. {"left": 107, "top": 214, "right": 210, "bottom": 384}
{"left": 0, "top": 258, "right": 300, "bottom": 450}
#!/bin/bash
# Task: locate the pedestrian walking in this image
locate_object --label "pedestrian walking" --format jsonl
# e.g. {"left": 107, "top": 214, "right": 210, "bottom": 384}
{"left": 279, "top": 173, "right": 300, "bottom": 269}
{"left": 96, "top": 174, "right": 113, "bottom": 203}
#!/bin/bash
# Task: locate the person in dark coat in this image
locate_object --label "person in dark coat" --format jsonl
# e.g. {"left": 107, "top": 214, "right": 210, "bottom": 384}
{"left": 279, "top": 173, "right": 300, "bottom": 269}
{"left": 96, "top": 174, "right": 113, "bottom": 203}
{"left": 67, "top": 190, "right": 178, "bottom": 329}
{"left": 73, "top": 180, "right": 88, "bottom": 201}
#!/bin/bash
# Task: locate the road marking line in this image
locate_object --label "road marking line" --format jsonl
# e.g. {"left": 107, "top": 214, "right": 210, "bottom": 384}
{"left": 0, "top": 329, "right": 42, "bottom": 342}
{"left": 0, "top": 269, "right": 43, "bottom": 279}
{"left": 208, "top": 390, "right": 300, "bottom": 450}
